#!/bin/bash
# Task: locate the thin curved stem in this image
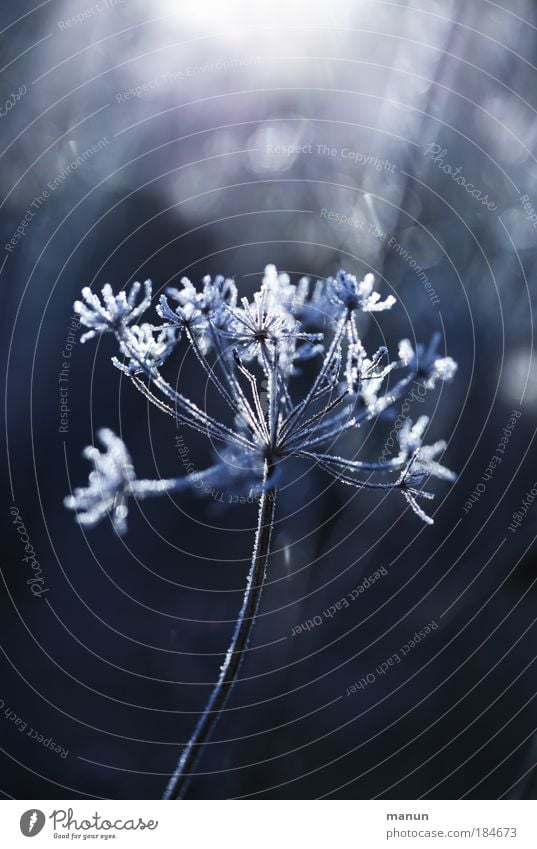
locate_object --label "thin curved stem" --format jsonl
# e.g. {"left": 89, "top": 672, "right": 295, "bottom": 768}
{"left": 163, "top": 464, "right": 277, "bottom": 800}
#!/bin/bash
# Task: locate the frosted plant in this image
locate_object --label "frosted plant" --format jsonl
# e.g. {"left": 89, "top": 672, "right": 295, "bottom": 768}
{"left": 65, "top": 264, "right": 457, "bottom": 798}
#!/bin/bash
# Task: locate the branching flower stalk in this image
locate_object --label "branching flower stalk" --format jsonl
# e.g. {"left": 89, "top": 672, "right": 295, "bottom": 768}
{"left": 65, "top": 264, "right": 457, "bottom": 798}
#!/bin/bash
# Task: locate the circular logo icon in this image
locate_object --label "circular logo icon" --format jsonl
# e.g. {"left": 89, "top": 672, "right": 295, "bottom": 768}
{"left": 20, "top": 810, "right": 46, "bottom": 837}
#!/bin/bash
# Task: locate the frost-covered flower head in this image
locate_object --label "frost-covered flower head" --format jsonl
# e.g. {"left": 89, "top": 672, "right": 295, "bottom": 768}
{"left": 156, "top": 274, "right": 237, "bottom": 352}
{"left": 328, "top": 270, "right": 396, "bottom": 313}
{"left": 66, "top": 266, "right": 457, "bottom": 532}
{"left": 398, "top": 333, "right": 457, "bottom": 389}
{"left": 64, "top": 429, "right": 135, "bottom": 534}
{"left": 75, "top": 280, "right": 152, "bottom": 343}
{"left": 390, "top": 415, "right": 456, "bottom": 523}
{"left": 221, "top": 269, "right": 323, "bottom": 367}
{"left": 112, "top": 323, "right": 177, "bottom": 376}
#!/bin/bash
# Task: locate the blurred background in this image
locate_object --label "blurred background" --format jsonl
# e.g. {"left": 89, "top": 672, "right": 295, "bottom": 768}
{"left": 1, "top": 0, "right": 537, "bottom": 800}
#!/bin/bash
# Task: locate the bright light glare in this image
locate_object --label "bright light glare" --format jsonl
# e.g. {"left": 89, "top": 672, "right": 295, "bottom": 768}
{"left": 158, "top": 0, "right": 353, "bottom": 32}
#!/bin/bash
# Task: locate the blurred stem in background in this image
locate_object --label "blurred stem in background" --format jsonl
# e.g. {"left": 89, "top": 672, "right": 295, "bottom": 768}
{"left": 379, "top": 0, "right": 471, "bottom": 283}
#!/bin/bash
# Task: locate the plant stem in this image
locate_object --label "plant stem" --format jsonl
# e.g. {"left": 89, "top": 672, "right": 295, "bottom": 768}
{"left": 163, "top": 466, "right": 277, "bottom": 800}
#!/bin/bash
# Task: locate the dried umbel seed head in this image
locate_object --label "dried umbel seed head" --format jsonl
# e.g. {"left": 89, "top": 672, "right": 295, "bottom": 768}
{"left": 67, "top": 265, "right": 457, "bottom": 533}
{"left": 66, "top": 262, "right": 458, "bottom": 802}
